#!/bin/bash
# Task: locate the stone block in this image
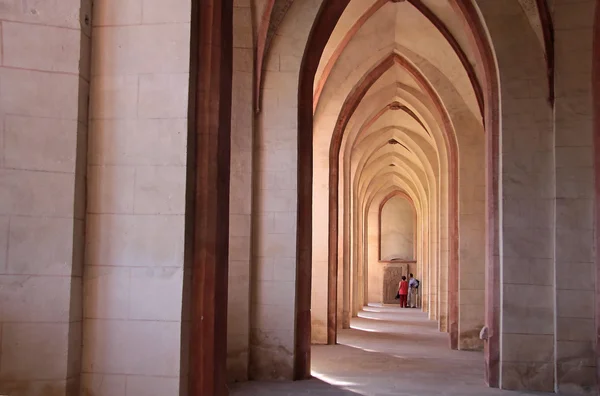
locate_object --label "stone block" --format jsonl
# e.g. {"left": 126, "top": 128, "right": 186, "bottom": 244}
{"left": 2, "top": 22, "right": 81, "bottom": 73}
{"left": 93, "top": 0, "right": 143, "bottom": 26}
{"left": 557, "top": 290, "right": 594, "bottom": 319}
{"left": 131, "top": 119, "right": 187, "bottom": 166}
{"left": 273, "top": 257, "right": 295, "bottom": 282}
{"left": 0, "top": 323, "right": 69, "bottom": 381}
{"left": 230, "top": 150, "right": 252, "bottom": 175}
{"left": 90, "top": 75, "right": 139, "bottom": 119}
{"left": 257, "top": 232, "right": 296, "bottom": 258}
{"left": 272, "top": 212, "right": 296, "bottom": 235}
{"left": 229, "top": 214, "right": 251, "bottom": 237}
{"left": 121, "top": 321, "right": 181, "bottom": 376}
{"left": 556, "top": 198, "right": 594, "bottom": 230}
{"left": 259, "top": 170, "right": 297, "bottom": 191}
{"left": 229, "top": 236, "right": 251, "bottom": 262}
{"left": 128, "top": 267, "right": 183, "bottom": 321}
{"left": 0, "top": 0, "right": 84, "bottom": 28}
{"left": 260, "top": 188, "right": 296, "bottom": 213}
{"left": 138, "top": 73, "right": 189, "bottom": 118}
{"left": 555, "top": 228, "right": 594, "bottom": 263}
{"left": 133, "top": 166, "right": 186, "bottom": 214}
{"left": 253, "top": 303, "right": 294, "bottom": 331}
{"left": 81, "top": 373, "right": 126, "bottom": 396}
{"left": 229, "top": 259, "right": 251, "bottom": 280}
{"left": 92, "top": 24, "right": 190, "bottom": 75}
{"left": 556, "top": 261, "right": 594, "bottom": 291}
{"left": 3, "top": 116, "right": 78, "bottom": 173}
{"left": 233, "top": 48, "right": 254, "bottom": 73}
{"left": 557, "top": 317, "right": 594, "bottom": 342}
{"left": 83, "top": 319, "right": 181, "bottom": 376}
{"left": 125, "top": 376, "right": 179, "bottom": 396}
{"left": 84, "top": 266, "right": 130, "bottom": 320}
{"left": 248, "top": 328, "right": 294, "bottom": 380}
{"left": 232, "top": 7, "right": 253, "bottom": 49}
{"left": 501, "top": 361, "right": 554, "bottom": 392}
{"left": 7, "top": 216, "right": 75, "bottom": 276}
{"left": 253, "top": 280, "right": 295, "bottom": 307}
{"left": 255, "top": 258, "right": 274, "bottom": 281}
{"left": 0, "top": 68, "right": 79, "bottom": 119}
{"left": 1, "top": 275, "right": 72, "bottom": 322}
{"left": 503, "top": 227, "right": 553, "bottom": 259}
{"left": 86, "top": 214, "right": 185, "bottom": 267}
{"left": 502, "top": 334, "right": 554, "bottom": 362}
{"left": 87, "top": 166, "right": 136, "bottom": 214}
{"left": 142, "top": 0, "right": 191, "bottom": 23}
{"left": 87, "top": 120, "right": 132, "bottom": 165}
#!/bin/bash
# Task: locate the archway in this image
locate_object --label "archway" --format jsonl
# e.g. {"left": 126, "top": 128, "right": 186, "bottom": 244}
{"left": 297, "top": 0, "right": 500, "bottom": 385}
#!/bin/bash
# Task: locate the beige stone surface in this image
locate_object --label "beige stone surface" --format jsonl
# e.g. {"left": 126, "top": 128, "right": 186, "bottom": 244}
{"left": 0, "top": 0, "right": 597, "bottom": 394}
{"left": 82, "top": 0, "right": 191, "bottom": 393}
{"left": 380, "top": 196, "right": 414, "bottom": 261}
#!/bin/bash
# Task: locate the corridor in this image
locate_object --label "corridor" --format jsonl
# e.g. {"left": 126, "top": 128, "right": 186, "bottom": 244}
{"left": 231, "top": 305, "right": 553, "bottom": 396}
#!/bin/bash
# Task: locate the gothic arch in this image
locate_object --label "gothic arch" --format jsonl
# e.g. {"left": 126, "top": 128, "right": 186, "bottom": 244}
{"left": 296, "top": 0, "right": 500, "bottom": 383}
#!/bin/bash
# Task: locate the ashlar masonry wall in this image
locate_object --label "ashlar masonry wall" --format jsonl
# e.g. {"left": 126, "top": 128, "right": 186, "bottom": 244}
{"left": 82, "top": 0, "right": 191, "bottom": 394}
{"left": 0, "top": 1, "right": 91, "bottom": 394}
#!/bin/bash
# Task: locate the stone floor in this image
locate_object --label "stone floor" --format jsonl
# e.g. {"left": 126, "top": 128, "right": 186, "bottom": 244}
{"left": 231, "top": 305, "right": 553, "bottom": 396}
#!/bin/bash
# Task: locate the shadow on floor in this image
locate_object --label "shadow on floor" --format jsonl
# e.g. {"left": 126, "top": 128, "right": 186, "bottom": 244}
{"left": 231, "top": 306, "right": 554, "bottom": 396}
{"left": 229, "top": 378, "right": 361, "bottom": 395}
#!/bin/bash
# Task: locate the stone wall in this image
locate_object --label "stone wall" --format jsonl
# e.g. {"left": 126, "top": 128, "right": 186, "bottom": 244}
{"left": 553, "top": 0, "right": 596, "bottom": 393}
{"left": 251, "top": 0, "right": 323, "bottom": 379}
{"left": 477, "top": 0, "right": 558, "bottom": 391}
{"left": 0, "top": 1, "right": 91, "bottom": 394}
{"left": 380, "top": 195, "right": 414, "bottom": 261}
{"left": 81, "top": 0, "right": 191, "bottom": 394}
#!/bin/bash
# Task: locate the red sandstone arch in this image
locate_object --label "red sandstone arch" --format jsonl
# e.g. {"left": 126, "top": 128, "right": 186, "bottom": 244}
{"left": 297, "top": 0, "right": 501, "bottom": 385}
{"left": 377, "top": 190, "right": 418, "bottom": 261}
{"left": 312, "top": 0, "right": 484, "bottom": 116}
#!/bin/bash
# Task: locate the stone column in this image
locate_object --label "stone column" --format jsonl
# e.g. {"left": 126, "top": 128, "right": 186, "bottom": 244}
{"left": 187, "top": 1, "right": 233, "bottom": 395}
{"left": 553, "top": 0, "right": 597, "bottom": 392}
{"left": 82, "top": 0, "right": 195, "bottom": 394}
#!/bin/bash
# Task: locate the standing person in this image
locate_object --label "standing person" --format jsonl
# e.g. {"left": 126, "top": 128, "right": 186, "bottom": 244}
{"left": 398, "top": 276, "right": 409, "bottom": 308}
{"left": 408, "top": 273, "right": 419, "bottom": 308}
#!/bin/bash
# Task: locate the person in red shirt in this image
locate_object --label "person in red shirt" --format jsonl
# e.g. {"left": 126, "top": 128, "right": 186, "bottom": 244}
{"left": 398, "top": 276, "right": 409, "bottom": 308}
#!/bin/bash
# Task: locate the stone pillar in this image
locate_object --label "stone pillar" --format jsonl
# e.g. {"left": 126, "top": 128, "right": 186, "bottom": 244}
{"left": 0, "top": 1, "right": 91, "bottom": 394}
{"left": 475, "top": 0, "right": 555, "bottom": 391}
{"left": 187, "top": 1, "right": 233, "bottom": 395}
{"left": 553, "top": 0, "right": 597, "bottom": 392}
{"left": 227, "top": 1, "right": 254, "bottom": 383}
{"left": 81, "top": 0, "right": 195, "bottom": 394}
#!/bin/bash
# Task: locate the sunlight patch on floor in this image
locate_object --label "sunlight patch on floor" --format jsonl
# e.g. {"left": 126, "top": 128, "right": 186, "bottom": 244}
{"left": 310, "top": 370, "right": 358, "bottom": 387}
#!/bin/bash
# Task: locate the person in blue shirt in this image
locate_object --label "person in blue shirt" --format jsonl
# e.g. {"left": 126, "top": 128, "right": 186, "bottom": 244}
{"left": 408, "top": 273, "right": 419, "bottom": 308}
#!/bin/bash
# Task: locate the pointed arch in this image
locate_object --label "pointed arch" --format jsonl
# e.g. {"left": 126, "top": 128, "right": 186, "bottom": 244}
{"left": 297, "top": 0, "right": 501, "bottom": 383}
